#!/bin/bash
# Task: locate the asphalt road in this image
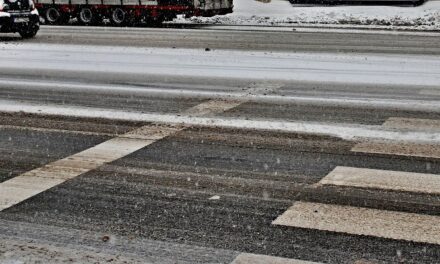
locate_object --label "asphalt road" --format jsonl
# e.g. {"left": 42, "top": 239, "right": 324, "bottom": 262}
{"left": 1, "top": 26, "right": 440, "bottom": 263}
{"left": 2, "top": 25, "right": 440, "bottom": 54}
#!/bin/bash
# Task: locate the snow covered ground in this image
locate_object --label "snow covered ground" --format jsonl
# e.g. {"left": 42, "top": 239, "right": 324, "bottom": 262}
{"left": 175, "top": 0, "right": 440, "bottom": 30}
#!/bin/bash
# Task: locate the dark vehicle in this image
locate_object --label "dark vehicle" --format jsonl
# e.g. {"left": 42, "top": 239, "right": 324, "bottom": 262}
{"left": 0, "top": 0, "right": 39, "bottom": 38}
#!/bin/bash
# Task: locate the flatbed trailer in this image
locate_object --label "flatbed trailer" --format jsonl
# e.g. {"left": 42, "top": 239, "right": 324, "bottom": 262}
{"left": 34, "top": 0, "right": 232, "bottom": 25}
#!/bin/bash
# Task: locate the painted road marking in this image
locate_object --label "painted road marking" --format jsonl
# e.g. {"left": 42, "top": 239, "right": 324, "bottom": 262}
{"left": 183, "top": 99, "right": 242, "bottom": 116}
{"left": 419, "top": 89, "right": 440, "bottom": 96}
{"left": 351, "top": 141, "right": 440, "bottom": 159}
{"left": 0, "top": 83, "right": 280, "bottom": 211}
{"left": 382, "top": 117, "right": 440, "bottom": 132}
{"left": 0, "top": 238, "right": 147, "bottom": 264}
{"left": 273, "top": 201, "right": 440, "bottom": 245}
{"left": 231, "top": 253, "right": 320, "bottom": 264}
{"left": 319, "top": 166, "right": 440, "bottom": 195}
{"left": 351, "top": 117, "right": 440, "bottom": 158}
{"left": 121, "top": 124, "right": 183, "bottom": 140}
{"left": 272, "top": 116, "right": 440, "bottom": 246}
{"left": 3, "top": 78, "right": 440, "bottom": 113}
{"left": 1, "top": 100, "right": 440, "bottom": 143}
{"left": 0, "top": 127, "right": 178, "bottom": 210}
{"left": 181, "top": 82, "right": 282, "bottom": 117}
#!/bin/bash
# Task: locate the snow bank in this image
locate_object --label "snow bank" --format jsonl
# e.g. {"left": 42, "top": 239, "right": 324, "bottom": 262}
{"left": 176, "top": 0, "right": 440, "bottom": 30}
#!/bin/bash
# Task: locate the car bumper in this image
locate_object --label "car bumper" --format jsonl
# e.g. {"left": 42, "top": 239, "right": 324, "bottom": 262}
{"left": 0, "top": 11, "right": 39, "bottom": 33}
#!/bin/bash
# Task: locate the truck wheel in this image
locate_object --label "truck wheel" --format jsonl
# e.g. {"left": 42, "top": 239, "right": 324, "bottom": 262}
{"left": 110, "top": 8, "right": 126, "bottom": 26}
{"left": 77, "top": 7, "right": 95, "bottom": 25}
{"left": 45, "top": 7, "right": 61, "bottom": 24}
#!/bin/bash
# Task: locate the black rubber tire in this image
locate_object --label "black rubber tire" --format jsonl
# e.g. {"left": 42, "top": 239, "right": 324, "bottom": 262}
{"left": 110, "top": 8, "right": 126, "bottom": 26}
{"left": 77, "top": 7, "right": 95, "bottom": 25}
{"left": 19, "top": 24, "right": 39, "bottom": 39}
{"left": 45, "top": 7, "right": 61, "bottom": 24}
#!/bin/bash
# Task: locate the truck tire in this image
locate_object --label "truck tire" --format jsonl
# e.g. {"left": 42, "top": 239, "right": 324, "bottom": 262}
{"left": 110, "top": 8, "right": 126, "bottom": 26}
{"left": 45, "top": 7, "right": 61, "bottom": 24}
{"left": 77, "top": 7, "right": 95, "bottom": 25}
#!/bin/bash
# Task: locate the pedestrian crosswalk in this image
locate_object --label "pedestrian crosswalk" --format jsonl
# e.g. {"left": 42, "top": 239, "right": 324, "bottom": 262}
{"left": 273, "top": 117, "right": 440, "bottom": 246}
{"left": 273, "top": 201, "right": 440, "bottom": 245}
{"left": 319, "top": 166, "right": 440, "bottom": 195}
{"left": 351, "top": 141, "right": 440, "bottom": 159}
{"left": 0, "top": 126, "right": 181, "bottom": 211}
{"left": 352, "top": 117, "right": 440, "bottom": 159}
{"left": 0, "top": 83, "right": 283, "bottom": 212}
{"left": 231, "top": 253, "right": 321, "bottom": 264}
{"left": 1, "top": 107, "right": 440, "bottom": 261}
{"left": 382, "top": 117, "right": 440, "bottom": 131}
{"left": 0, "top": 101, "right": 237, "bottom": 211}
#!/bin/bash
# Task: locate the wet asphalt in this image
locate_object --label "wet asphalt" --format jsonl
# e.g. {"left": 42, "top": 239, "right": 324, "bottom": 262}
{"left": 1, "top": 25, "right": 440, "bottom": 263}
{"left": 1, "top": 113, "right": 440, "bottom": 263}
{"left": 10, "top": 25, "right": 440, "bottom": 55}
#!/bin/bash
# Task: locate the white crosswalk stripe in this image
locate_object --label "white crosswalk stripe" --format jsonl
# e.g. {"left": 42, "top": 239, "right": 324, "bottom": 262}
{"left": 351, "top": 141, "right": 440, "bottom": 159}
{"left": 319, "top": 166, "right": 440, "bottom": 195}
{"left": 273, "top": 201, "right": 440, "bottom": 245}
{"left": 0, "top": 126, "right": 179, "bottom": 211}
{"left": 351, "top": 117, "right": 440, "bottom": 158}
{"left": 273, "top": 117, "right": 440, "bottom": 245}
{"left": 382, "top": 117, "right": 440, "bottom": 132}
{"left": 231, "top": 253, "right": 321, "bottom": 264}
{"left": 0, "top": 82, "right": 282, "bottom": 211}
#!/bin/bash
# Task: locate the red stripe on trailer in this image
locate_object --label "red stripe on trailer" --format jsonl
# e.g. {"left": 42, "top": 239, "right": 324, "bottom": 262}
{"left": 124, "top": 4, "right": 191, "bottom": 12}
{"left": 148, "top": 5, "right": 191, "bottom": 10}
{"left": 59, "top": 4, "right": 71, "bottom": 12}
{"left": 85, "top": 4, "right": 188, "bottom": 10}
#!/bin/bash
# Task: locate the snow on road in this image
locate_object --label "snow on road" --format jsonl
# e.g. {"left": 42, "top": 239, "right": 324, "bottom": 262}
{"left": 176, "top": 0, "right": 440, "bottom": 30}
{"left": 1, "top": 43, "right": 440, "bottom": 86}
{"left": 2, "top": 99, "right": 440, "bottom": 143}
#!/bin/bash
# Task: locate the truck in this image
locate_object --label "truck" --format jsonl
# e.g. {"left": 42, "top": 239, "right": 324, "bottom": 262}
{"left": 0, "top": 0, "right": 40, "bottom": 38}
{"left": 34, "top": 0, "right": 233, "bottom": 26}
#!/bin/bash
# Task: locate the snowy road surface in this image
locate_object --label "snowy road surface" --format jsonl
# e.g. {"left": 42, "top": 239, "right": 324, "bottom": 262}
{"left": 1, "top": 27, "right": 440, "bottom": 263}
{"left": 9, "top": 25, "right": 440, "bottom": 54}
{"left": 1, "top": 43, "right": 440, "bottom": 86}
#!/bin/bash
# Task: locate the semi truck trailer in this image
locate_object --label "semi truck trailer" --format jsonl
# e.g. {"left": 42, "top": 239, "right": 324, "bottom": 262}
{"left": 34, "top": 0, "right": 233, "bottom": 25}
